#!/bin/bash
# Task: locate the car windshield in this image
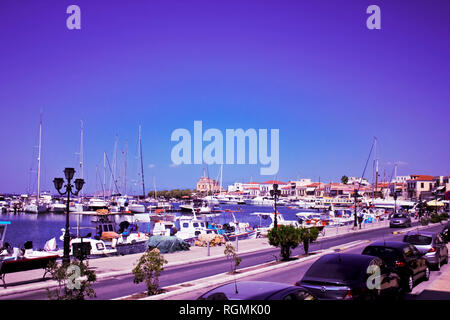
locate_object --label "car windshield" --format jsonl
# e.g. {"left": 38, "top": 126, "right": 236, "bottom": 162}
{"left": 362, "top": 246, "right": 400, "bottom": 264}
{"left": 392, "top": 214, "right": 406, "bottom": 219}
{"left": 403, "top": 235, "right": 432, "bottom": 245}
{"left": 304, "top": 259, "right": 366, "bottom": 281}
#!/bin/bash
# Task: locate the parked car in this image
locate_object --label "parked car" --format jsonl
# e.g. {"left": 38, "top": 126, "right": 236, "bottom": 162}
{"left": 297, "top": 253, "right": 401, "bottom": 300}
{"left": 362, "top": 241, "right": 430, "bottom": 292}
{"left": 403, "top": 231, "right": 449, "bottom": 270}
{"left": 197, "top": 281, "right": 316, "bottom": 300}
{"left": 441, "top": 222, "right": 450, "bottom": 243}
{"left": 389, "top": 213, "right": 412, "bottom": 228}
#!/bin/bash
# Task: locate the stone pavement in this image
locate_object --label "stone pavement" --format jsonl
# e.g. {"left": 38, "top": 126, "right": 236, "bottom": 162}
{"left": 0, "top": 218, "right": 426, "bottom": 298}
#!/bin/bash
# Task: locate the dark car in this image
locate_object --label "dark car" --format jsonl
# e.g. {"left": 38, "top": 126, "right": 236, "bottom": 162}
{"left": 362, "top": 241, "right": 430, "bottom": 292}
{"left": 297, "top": 253, "right": 401, "bottom": 300}
{"left": 197, "top": 281, "right": 316, "bottom": 300}
{"left": 403, "top": 231, "right": 449, "bottom": 270}
{"left": 389, "top": 213, "right": 412, "bottom": 228}
{"left": 441, "top": 222, "right": 450, "bottom": 243}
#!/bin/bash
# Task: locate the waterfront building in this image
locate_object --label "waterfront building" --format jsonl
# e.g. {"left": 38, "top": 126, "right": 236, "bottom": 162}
{"left": 406, "top": 175, "right": 435, "bottom": 200}
{"left": 196, "top": 176, "right": 221, "bottom": 195}
{"left": 259, "top": 180, "right": 288, "bottom": 196}
{"left": 289, "top": 179, "right": 313, "bottom": 198}
{"left": 347, "top": 177, "right": 370, "bottom": 186}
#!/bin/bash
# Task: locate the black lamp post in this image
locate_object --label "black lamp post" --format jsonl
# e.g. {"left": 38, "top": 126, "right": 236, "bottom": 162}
{"left": 270, "top": 183, "right": 281, "bottom": 229}
{"left": 353, "top": 189, "right": 358, "bottom": 228}
{"left": 393, "top": 191, "right": 398, "bottom": 214}
{"left": 53, "top": 168, "right": 84, "bottom": 265}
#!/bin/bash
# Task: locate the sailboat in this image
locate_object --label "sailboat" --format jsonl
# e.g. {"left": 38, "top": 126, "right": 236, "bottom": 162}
{"left": 129, "top": 126, "right": 146, "bottom": 213}
{"left": 24, "top": 113, "right": 48, "bottom": 214}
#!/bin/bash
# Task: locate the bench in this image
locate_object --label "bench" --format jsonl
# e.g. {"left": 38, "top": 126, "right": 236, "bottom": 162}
{"left": 0, "top": 255, "right": 58, "bottom": 288}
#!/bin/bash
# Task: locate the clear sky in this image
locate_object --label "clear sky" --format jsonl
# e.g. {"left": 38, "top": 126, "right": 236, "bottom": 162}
{"left": 0, "top": 0, "right": 449, "bottom": 195}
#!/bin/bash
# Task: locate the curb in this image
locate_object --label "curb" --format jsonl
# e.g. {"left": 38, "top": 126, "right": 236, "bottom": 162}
{"left": 390, "top": 222, "right": 442, "bottom": 235}
{"left": 121, "top": 239, "right": 370, "bottom": 300}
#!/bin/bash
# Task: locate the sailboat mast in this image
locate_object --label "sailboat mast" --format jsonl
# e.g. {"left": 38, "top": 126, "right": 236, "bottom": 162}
{"left": 374, "top": 137, "right": 378, "bottom": 198}
{"left": 109, "top": 135, "right": 118, "bottom": 194}
{"left": 220, "top": 164, "right": 223, "bottom": 195}
{"left": 37, "top": 113, "right": 42, "bottom": 205}
{"left": 79, "top": 120, "right": 84, "bottom": 200}
{"left": 103, "top": 152, "right": 106, "bottom": 200}
{"left": 124, "top": 140, "right": 128, "bottom": 196}
{"left": 139, "top": 126, "right": 145, "bottom": 198}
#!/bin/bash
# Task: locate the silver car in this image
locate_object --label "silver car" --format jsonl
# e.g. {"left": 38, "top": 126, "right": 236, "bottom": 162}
{"left": 403, "top": 231, "right": 449, "bottom": 270}
{"left": 389, "top": 213, "right": 412, "bottom": 228}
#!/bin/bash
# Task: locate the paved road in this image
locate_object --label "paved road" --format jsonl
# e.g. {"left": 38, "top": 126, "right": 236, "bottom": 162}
{"left": 170, "top": 223, "right": 448, "bottom": 300}
{"left": 1, "top": 221, "right": 445, "bottom": 300}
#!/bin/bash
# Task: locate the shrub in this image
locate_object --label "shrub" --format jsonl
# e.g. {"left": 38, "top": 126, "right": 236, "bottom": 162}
{"left": 440, "top": 212, "right": 449, "bottom": 221}
{"left": 430, "top": 214, "right": 441, "bottom": 224}
{"left": 132, "top": 248, "right": 168, "bottom": 296}
{"left": 46, "top": 260, "right": 97, "bottom": 300}
{"left": 268, "top": 225, "right": 302, "bottom": 260}
{"left": 299, "top": 227, "right": 320, "bottom": 255}
{"left": 420, "top": 217, "right": 430, "bottom": 226}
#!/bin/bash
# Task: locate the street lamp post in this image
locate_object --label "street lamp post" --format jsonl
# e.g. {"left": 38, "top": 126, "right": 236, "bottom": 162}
{"left": 353, "top": 189, "right": 360, "bottom": 229}
{"left": 53, "top": 168, "right": 85, "bottom": 265}
{"left": 393, "top": 191, "right": 398, "bottom": 214}
{"left": 270, "top": 184, "right": 281, "bottom": 229}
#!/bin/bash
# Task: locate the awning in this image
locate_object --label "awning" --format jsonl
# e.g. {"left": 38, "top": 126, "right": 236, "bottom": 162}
{"left": 306, "top": 187, "right": 315, "bottom": 192}
{"left": 427, "top": 200, "right": 445, "bottom": 206}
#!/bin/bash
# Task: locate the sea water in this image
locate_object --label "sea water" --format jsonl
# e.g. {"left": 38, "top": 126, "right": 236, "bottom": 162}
{"left": 0, "top": 203, "right": 318, "bottom": 250}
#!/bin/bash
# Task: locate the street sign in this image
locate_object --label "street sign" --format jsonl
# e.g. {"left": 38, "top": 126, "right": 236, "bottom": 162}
{"left": 445, "top": 191, "right": 450, "bottom": 200}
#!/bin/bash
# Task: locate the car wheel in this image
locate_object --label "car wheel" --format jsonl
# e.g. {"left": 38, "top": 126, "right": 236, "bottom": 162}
{"left": 404, "top": 275, "right": 414, "bottom": 292}
{"left": 423, "top": 266, "right": 430, "bottom": 281}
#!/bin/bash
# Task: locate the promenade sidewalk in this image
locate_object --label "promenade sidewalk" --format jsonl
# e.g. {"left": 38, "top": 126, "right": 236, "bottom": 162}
{"left": 414, "top": 243, "right": 450, "bottom": 299}
{"left": 0, "top": 218, "right": 411, "bottom": 297}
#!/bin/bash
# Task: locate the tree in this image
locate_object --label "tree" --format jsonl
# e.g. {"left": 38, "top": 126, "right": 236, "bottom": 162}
{"left": 224, "top": 243, "right": 242, "bottom": 274}
{"left": 267, "top": 225, "right": 302, "bottom": 260}
{"left": 132, "top": 248, "right": 168, "bottom": 296}
{"left": 299, "top": 227, "right": 319, "bottom": 255}
{"left": 341, "top": 175, "right": 349, "bottom": 185}
{"left": 46, "top": 260, "right": 97, "bottom": 300}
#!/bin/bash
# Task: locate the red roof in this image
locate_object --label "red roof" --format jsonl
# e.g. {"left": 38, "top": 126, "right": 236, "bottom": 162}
{"left": 408, "top": 175, "right": 434, "bottom": 181}
{"left": 261, "top": 180, "right": 287, "bottom": 185}
{"left": 306, "top": 183, "right": 321, "bottom": 187}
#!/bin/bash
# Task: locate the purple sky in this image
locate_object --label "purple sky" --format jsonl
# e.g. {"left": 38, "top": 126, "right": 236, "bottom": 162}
{"left": 0, "top": 0, "right": 449, "bottom": 195}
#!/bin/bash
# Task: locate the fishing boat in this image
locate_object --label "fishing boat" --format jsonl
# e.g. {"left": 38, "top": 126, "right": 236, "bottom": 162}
{"left": 175, "top": 214, "right": 220, "bottom": 243}
{"left": 221, "top": 211, "right": 258, "bottom": 240}
{"left": 179, "top": 199, "right": 212, "bottom": 214}
{"left": 58, "top": 212, "right": 149, "bottom": 257}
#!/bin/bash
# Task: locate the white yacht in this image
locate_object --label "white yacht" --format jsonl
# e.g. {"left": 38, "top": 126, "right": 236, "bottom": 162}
{"left": 128, "top": 200, "right": 146, "bottom": 213}
{"left": 49, "top": 200, "right": 66, "bottom": 213}
{"left": 87, "top": 198, "right": 108, "bottom": 211}
{"left": 247, "top": 196, "right": 275, "bottom": 206}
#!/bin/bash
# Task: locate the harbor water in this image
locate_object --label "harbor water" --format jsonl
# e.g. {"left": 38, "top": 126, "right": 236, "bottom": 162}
{"left": 0, "top": 203, "right": 319, "bottom": 250}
